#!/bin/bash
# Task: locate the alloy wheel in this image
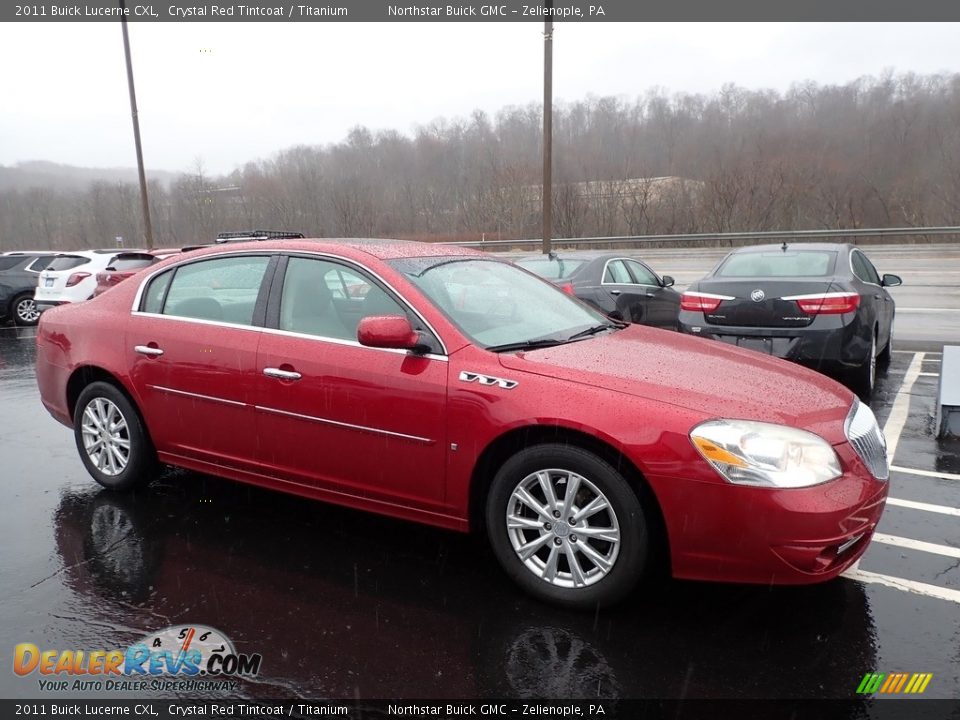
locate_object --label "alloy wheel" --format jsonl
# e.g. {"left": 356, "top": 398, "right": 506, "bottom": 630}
{"left": 15, "top": 296, "right": 40, "bottom": 324}
{"left": 506, "top": 468, "right": 621, "bottom": 588}
{"left": 80, "top": 397, "right": 131, "bottom": 477}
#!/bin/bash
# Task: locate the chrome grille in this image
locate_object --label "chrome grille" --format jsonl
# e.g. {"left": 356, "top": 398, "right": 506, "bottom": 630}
{"left": 845, "top": 400, "right": 889, "bottom": 480}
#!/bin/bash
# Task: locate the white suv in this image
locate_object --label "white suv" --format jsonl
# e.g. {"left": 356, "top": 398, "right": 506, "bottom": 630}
{"left": 35, "top": 250, "right": 139, "bottom": 311}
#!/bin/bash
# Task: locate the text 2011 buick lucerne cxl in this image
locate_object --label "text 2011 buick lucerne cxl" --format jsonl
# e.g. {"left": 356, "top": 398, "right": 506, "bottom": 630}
{"left": 36, "top": 240, "right": 889, "bottom": 608}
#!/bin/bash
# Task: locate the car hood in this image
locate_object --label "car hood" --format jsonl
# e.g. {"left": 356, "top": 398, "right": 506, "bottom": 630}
{"left": 497, "top": 325, "right": 854, "bottom": 444}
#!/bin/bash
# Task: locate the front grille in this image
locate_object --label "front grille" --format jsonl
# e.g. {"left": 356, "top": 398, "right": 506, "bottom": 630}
{"left": 845, "top": 399, "right": 889, "bottom": 480}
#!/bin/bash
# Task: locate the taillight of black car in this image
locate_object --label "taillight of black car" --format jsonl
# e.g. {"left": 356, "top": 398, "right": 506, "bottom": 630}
{"left": 680, "top": 291, "right": 734, "bottom": 313}
{"left": 784, "top": 292, "right": 861, "bottom": 315}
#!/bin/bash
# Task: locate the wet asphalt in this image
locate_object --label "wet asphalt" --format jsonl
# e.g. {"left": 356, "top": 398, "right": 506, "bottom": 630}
{"left": 0, "top": 323, "right": 958, "bottom": 701}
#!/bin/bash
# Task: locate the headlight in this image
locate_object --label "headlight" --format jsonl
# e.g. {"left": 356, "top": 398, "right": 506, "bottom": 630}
{"left": 690, "top": 420, "right": 842, "bottom": 488}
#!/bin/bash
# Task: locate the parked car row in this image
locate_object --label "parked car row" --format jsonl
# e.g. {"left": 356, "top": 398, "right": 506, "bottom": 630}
{"left": 518, "top": 244, "right": 901, "bottom": 398}
{"left": 1, "top": 231, "right": 306, "bottom": 326}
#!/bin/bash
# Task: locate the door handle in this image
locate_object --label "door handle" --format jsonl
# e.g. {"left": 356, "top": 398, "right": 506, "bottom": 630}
{"left": 609, "top": 290, "right": 621, "bottom": 296}
{"left": 263, "top": 367, "right": 302, "bottom": 381}
{"left": 645, "top": 293, "right": 656, "bottom": 298}
{"left": 134, "top": 345, "right": 164, "bottom": 357}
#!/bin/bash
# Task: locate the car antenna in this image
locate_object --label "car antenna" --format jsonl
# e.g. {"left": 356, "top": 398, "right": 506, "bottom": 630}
{"left": 548, "top": 251, "right": 558, "bottom": 260}
{"left": 781, "top": 241, "right": 788, "bottom": 252}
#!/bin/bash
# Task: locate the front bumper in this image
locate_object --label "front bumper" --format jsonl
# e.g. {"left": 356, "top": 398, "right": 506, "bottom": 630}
{"left": 652, "top": 442, "right": 888, "bottom": 585}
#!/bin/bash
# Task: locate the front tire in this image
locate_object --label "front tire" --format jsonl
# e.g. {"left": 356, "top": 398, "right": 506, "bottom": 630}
{"left": 852, "top": 332, "right": 877, "bottom": 400}
{"left": 11, "top": 293, "right": 40, "bottom": 326}
{"left": 485, "top": 444, "right": 648, "bottom": 609}
{"left": 73, "top": 382, "right": 157, "bottom": 491}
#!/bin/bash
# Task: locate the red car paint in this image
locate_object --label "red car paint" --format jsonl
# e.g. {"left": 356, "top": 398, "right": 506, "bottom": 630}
{"left": 36, "top": 239, "right": 887, "bottom": 587}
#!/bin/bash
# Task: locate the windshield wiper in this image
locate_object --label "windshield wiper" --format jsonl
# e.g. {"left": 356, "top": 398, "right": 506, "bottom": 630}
{"left": 485, "top": 338, "right": 567, "bottom": 353}
{"left": 566, "top": 323, "right": 620, "bottom": 342}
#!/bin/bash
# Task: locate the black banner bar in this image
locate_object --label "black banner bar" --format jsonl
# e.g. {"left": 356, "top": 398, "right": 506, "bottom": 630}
{"left": 6, "top": 0, "right": 960, "bottom": 22}
{"left": 3, "top": 700, "right": 960, "bottom": 720}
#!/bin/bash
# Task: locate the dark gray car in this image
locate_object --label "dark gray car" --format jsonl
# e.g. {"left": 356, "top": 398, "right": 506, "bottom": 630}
{"left": 677, "top": 243, "right": 901, "bottom": 398}
{"left": 517, "top": 252, "right": 681, "bottom": 330}
{"left": 0, "top": 253, "right": 56, "bottom": 325}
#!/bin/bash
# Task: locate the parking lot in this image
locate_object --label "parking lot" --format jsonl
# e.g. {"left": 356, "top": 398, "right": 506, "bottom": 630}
{"left": 0, "top": 243, "right": 957, "bottom": 700}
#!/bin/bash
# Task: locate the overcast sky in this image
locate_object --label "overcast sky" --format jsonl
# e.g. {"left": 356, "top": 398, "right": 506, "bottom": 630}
{"left": 1, "top": 22, "right": 958, "bottom": 176}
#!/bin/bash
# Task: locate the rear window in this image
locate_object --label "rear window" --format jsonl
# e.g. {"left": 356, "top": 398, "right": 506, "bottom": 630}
{"left": 0, "top": 256, "right": 25, "bottom": 271}
{"left": 717, "top": 251, "right": 836, "bottom": 278}
{"left": 517, "top": 258, "right": 586, "bottom": 280}
{"left": 109, "top": 256, "right": 156, "bottom": 272}
{"left": 47, "top": 256, "right": 90, "bottom": 272}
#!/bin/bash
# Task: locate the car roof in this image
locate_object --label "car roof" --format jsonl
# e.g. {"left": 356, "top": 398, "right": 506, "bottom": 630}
{"left": 516, "top": 251, "right": 624, "bottom": 262}
{"left": 170, "top": 238, "right": 487, "bottom": 262}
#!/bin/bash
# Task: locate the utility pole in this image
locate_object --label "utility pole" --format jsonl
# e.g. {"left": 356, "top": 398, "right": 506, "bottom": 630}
{"left": 542, "top": 11, "right": 553, "bottom": 255}
{"left": 120, "top": 0, "right": 154, "bottom": 249}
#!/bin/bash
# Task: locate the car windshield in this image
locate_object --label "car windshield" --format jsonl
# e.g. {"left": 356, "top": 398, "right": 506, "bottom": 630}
{"left": 717, "top": 250, "right": 837, "bottom": 277}
{"left": 389, "top": 257, "right": 613, "bottom": 350}
{"left": 517, "top": 257, "right": 587, "bottom": 280}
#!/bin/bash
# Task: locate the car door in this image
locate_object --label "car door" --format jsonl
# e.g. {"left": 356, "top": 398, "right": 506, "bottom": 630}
{"left": 254, "top": 254, "right": 449, "bottom": 513}
{"left": 851, "top": 249, "right": 892, "bottom": 349}
{"left": 595, "top": 258, "right": 650, "bottom": 323}
{"left": 624, "top": 259, "right": 680, "bottom": 329}
{"left": 125, "top": 254, "right": 274, "bottom": 471}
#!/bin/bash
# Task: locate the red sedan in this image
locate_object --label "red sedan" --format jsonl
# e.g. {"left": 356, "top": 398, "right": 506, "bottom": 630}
{"left": 35, "top": 239, "right": 889, "bottom": 608}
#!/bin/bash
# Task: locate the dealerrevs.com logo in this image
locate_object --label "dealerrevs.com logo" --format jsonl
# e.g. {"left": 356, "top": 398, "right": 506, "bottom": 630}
{"left": 13, "top": 624, "right": 262, "bottom": 692}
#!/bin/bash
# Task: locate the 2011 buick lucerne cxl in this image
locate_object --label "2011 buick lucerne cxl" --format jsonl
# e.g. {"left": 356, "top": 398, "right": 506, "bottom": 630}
{"left": 35, "top": 240, "right": 889, "bottom": 608}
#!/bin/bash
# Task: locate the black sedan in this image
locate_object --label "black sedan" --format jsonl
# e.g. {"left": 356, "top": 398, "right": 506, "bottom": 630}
{"left": 678, "top": 243, "right": 901, "bottom": 397}
{"left": 517, "top": 252, "right": 681, "bottom": 330}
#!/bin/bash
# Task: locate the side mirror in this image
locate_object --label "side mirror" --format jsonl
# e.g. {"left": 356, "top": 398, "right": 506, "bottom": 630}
{"left": 661, "top": 275, "right": 675, "bottom": 288}
{"left": 357, "top": 315, "right": 423, "bottom": 351}
{"left": 881, "top": 274, "right": 902, "bottom": 288}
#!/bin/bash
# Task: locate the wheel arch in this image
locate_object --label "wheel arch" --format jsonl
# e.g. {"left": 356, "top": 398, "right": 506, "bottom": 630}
{"left": 468, "top": 424, "right": 671, "bottom": 576}
{"left": 66, "top": 366, "right": 149, "bottom": 439}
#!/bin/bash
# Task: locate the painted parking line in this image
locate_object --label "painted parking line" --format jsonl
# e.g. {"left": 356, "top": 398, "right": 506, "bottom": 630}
{"left": 842, "top": 565, "right": 960, "bottom": 605}
{"left": 890, "top": 465, "right": 960, "bottom": 482}
{"left": 886, "top": 497, "right": 960, "bottom": 517}
{"left": 882, "top": 352, "right": 925, "bottom": 462}
{"left": 892, "top": 350, "right": 941, "bottom": 355}
{"left": 885, "top": 370, "right": 939, "bottom": 377}
{"left": 872, "top": 533, "right": 960, "bottom": 560}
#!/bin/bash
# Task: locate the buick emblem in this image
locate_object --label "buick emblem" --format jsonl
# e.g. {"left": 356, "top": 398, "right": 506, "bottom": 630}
{"left": 750, "top": 289, "right": 765, "bottom": 302}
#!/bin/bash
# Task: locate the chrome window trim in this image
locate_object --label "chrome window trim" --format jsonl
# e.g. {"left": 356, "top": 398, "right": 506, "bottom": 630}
{"left": 148, "top": 385, "right": 247, "bottom": 408}
{"left": 254, "top": 404, "right": 435, "bottom": 444}
{"left": 131, "top": 311, "right": 263, "bottom": 333}
{"left": 600, "top": 258, "right": 642, "bottom": 287}
{"left": 259, "top": 325, "right": 448, "bottom": 362}
{"left": 129, "top": 311, "right": 448, "bottom": 362}
{"left": 130, "top": 249, "right": 449, "bottom": 356}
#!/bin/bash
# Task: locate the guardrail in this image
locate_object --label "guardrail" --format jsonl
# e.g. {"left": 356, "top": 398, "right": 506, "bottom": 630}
{"left": 450, "top": 226, "right": 960, "bottom": 250}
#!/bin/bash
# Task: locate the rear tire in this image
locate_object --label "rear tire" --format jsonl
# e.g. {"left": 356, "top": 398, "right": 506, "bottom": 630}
{"left": 11, "top": 293, "right": 40, "bottom": 326}
{"left": 73, "top": 382, "right": 158, "bottom": 491}
{"left": 485, "top": 444, "right": 648, "bottom": 609}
